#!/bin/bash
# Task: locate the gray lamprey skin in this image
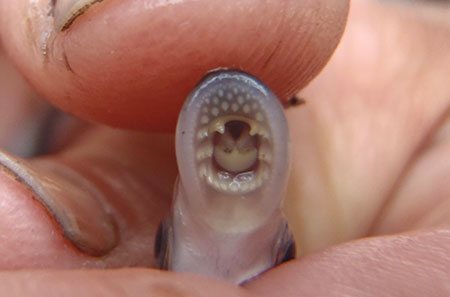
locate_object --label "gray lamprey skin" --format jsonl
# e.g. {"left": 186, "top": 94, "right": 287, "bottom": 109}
{"left": 155, "top": 69, "right": 295, "bottom": 284}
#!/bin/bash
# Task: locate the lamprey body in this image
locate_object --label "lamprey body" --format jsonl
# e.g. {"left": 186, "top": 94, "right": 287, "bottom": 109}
{"left": 155, "top": 70, "right": 295, "bottom": 284}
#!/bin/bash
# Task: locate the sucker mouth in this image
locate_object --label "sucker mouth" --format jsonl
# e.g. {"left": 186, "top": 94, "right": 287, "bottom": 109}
{"left": 195, "top": 86, "right": 272, "bottom": 194}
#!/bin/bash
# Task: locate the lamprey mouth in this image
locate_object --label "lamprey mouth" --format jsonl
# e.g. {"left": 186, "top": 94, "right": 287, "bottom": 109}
{"left": 213, "top": 119, "right": 259, "bottom": 174}
{"left": 175, "top": 69, "right": 290, "bottom": 211}
{"left": 195, "top": 90, "right": 273, "bottom": 194}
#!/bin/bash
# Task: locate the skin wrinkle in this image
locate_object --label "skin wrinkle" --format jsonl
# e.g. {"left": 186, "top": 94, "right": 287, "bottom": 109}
{"left": 260, "top": 0, "right": 287, "bottom": 71}
{"left": 59, "top": 1, "right": 105, "bottom": 31}
{"left": 62, "top": 50, "right": 74, "bottom": 73}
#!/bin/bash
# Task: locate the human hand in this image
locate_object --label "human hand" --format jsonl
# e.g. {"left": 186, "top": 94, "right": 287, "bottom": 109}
{"left": 0, "top": 0, "right": 449, "bottom": 296}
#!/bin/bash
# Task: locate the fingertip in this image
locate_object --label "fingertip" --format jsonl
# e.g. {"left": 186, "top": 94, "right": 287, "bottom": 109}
{"left": 1, "top": 0, "right": 349, "bottom": 131}
{"left": 0, "top": 162, "right": 73, "bottom": 268}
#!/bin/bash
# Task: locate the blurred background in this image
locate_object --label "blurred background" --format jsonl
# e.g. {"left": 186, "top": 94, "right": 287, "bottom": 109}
{"left": 0, "top": 43, "right": 83, "bottom": 158}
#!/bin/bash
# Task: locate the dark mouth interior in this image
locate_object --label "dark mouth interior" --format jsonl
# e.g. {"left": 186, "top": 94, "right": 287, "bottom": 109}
{"left": 212, "top": 120, "right": 260, "bottom": 175}
{"left": 226, "top": 120, "right": 246, "bottom": 140}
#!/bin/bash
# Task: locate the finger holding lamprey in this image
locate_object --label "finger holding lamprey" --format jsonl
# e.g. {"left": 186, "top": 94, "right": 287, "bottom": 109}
{"left": 0, "top": 0, "right": 349, "bottom": 131}
{"left": 246, "top": 228, "right": 450, "bottom": 297}
{"left": 0, "top": 128, "right": 176, "bottom": 269}
{"left": 0, "top": 269, "right": 250, "bottom": 297}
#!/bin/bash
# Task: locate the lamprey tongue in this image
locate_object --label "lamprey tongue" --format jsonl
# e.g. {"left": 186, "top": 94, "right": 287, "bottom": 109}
{"left": 155, "top": 70, "right": 295, "bottom": 284}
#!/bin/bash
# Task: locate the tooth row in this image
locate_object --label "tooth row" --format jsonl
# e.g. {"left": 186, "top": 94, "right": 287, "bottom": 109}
{"left": 258, "top": 143, "right": 272, "bottom": 163}
{"left": 260, "top": 163, "right": 270, "bottom": 180}
{"left": 198, "top": 161, "right": 268, "bottom": 194}
{"left": 206, "top": 116, "right": 270, "bottom": 140}
{"left": 199, "top": 163, "right": 208, "bottom": 177}
{"left": 199, "top": 92, "right": 265, "bottom": 122}
{"left": 249, "top": 124, "right": 270, "bottom": 139}
{"left": 196, "top": 144, "right": 213, "bottom": 160}
{"left": 197, "top": 127, "right": 209, "bottom": 140}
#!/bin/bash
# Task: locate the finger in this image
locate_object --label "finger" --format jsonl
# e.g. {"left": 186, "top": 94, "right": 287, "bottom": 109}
{"left": 0, "top": 45, "right": 57, "bottom": 157}
{"left": 0, "top": 0, "right": 348, "bottom": 131}
{"left": 246, "top": 228, "right": 450, "bottom": 297}
{"left": 283, "top": 0, "right": 450, "bottom": 252}
{"left": 0, "top": 268, "right": 249, "bottom": 297}
{"left": 0, "top": 127, "right": 176, "bottom": 268}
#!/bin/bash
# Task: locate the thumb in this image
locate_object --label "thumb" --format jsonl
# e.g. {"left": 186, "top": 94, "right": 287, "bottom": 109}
{"left": 0, "top": 0, "right": 348, "bottom": 131}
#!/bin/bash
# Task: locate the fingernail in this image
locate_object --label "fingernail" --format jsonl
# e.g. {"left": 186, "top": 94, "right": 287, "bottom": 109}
{"left": 0, "top": 151, "right": 118, "bottom": 257}
{"left": 53, "top": 0, "right": 104, "bottom": 31}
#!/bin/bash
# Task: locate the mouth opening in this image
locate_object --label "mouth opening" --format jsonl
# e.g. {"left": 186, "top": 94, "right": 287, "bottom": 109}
{"left": 213, "top": 120, "right": 260, "bottom": 175}
{"left": 196, "top": 112, "right": 271, "bottom": 194}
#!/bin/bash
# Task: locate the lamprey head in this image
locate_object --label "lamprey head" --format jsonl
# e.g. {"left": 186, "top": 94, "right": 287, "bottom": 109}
{"left": 175, "top": 70, "right": 290, "bottom": 225}
{"left": 162, "top": 70, "right": 295, "bottom": 283}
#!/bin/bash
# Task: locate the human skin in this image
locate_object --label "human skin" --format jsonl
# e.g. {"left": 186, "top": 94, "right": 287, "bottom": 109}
{"left": 0, "top": 0, "right": 347, "bottom": 131}
{"left": 0, "top": 0, "right": 449, "bottom": 296}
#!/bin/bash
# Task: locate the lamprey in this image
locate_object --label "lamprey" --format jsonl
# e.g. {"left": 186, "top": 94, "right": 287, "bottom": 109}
{"left": 155, "top": 70, "right": 295, "bottom": 284}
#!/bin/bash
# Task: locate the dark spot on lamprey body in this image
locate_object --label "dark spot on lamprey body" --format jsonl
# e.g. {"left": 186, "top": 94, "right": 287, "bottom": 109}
{"left": 284, "top": 96, "right": 306, "bottom": 108}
